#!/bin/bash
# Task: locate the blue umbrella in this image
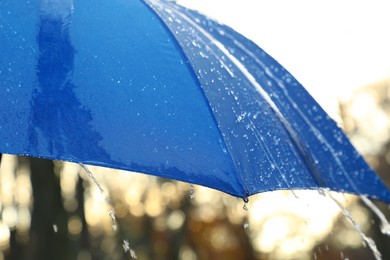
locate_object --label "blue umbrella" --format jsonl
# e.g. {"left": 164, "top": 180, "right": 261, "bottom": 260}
{"left": 1, "top": 0, "right": 389, "bottom": 202}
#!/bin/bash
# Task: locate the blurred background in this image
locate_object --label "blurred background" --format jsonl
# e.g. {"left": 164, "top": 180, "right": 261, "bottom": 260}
{"left": 1, "top": 0, "right": 390, "bottom": 259}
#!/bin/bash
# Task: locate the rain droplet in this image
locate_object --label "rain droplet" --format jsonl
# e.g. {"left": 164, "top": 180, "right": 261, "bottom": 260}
{"left": 189, "top": 184, "right": 195, "bottom": 199}
{"left": 243, "top": 197, "right": 249, "bottom": 211}
{"left": 318, "top": 188, "right": 327, "bottom": 197}
{"left": 130, "top": 249, "right": 137, "bottom": 259}
{"left": 108, "top": 210, "right": 118, "bottom": 231}
{"left": 123, "top": 240, "right": 130, "bottom": 252}
{"left": 53, "top": 224, "right": 58, "bottom": 233}
{"left": 123, "top": 240, "right": 137, "bottom": 259}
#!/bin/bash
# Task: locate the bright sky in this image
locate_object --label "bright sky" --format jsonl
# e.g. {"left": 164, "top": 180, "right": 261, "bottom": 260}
{"left": 177, "top": 0, "right": 390, "bottom": 118}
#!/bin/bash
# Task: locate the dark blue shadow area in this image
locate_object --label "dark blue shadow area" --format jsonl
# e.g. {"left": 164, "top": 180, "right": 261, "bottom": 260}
{"left": 29, "top": 2, "right": 111, "bottom": 162}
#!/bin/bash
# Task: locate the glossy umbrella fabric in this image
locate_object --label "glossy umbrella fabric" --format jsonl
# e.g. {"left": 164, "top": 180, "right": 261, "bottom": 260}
{"left": 0, "top": 0, "right": 389, "bottom": 202}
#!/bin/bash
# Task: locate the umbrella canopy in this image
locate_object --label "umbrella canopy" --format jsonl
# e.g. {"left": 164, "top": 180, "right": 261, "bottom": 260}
{"left": 1, "top": 0, "right": 389, "bottom": 202}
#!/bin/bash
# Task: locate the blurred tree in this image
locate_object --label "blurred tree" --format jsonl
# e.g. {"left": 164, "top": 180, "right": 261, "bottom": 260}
{"left": 27, "top": 158, "right": 69, "bottom": 260}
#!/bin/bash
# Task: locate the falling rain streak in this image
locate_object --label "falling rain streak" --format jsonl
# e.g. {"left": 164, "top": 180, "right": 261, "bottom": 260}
{"left": 79, "top": 163, "right": 137, "bottom": 258}
{"left": 79, "top": 164, "right": 117, "bottom": 227}
{"left": 123, "top": 239, "right": 137, "bottom": 259}
{"left": 108, "top": 210, "right": 118, "bottom": 231}
{"left": 53, "top": 224, "right": 58, "bottom": 233}
{"left": 322, "top": 189, "right": 382, "bottom": 260}
{"left": 360, "top": 195, "right": 390, "bottom": 235}
{"left": 80, "top": 163, "right": 105, "bottom": 194}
